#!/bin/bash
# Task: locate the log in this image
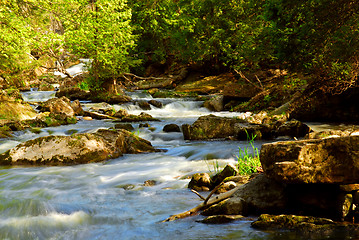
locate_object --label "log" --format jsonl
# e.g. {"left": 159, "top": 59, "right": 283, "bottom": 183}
{"left": 162, "top": 185, "right": 241, "bottom": 222}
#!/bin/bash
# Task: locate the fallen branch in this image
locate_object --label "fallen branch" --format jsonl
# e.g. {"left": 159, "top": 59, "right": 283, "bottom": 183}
{"left": 122, "top": 73, "right": 168, "bottom": 81}
{"left": 162, "top": 185, "right": 241, "bottom": 222}
{"left": 235, "top": 70, "right": 264, "bottom": 91}
{"left": 204, "top": 182, "right": 224, "bottom": 205}
{"left": 191, "top": 189, "right": 206, "bottom": 201}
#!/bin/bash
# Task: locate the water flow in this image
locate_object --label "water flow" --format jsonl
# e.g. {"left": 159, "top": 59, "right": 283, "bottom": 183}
{"left": 0, "top": 90, "right": 314, "bottom": 240}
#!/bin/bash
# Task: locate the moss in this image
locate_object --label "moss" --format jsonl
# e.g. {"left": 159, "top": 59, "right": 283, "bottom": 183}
{"left": 0, "top": 150, "right": 12, "bottom": 165}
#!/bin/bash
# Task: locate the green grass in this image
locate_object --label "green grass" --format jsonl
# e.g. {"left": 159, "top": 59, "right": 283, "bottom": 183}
{"left": 236, "top": 130, "right": 261, "bottom": 175}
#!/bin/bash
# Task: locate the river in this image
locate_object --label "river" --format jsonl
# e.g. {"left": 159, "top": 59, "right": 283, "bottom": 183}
{"left": 0, "top": 90, "right": 349, "bottom": 239}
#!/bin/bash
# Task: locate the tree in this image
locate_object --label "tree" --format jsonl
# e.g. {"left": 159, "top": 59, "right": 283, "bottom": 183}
{"left": 0, "top": 0, "right": 34, "bottom": 76}
{"left": 59, "top": 0, "right": 135, "bottom": 91}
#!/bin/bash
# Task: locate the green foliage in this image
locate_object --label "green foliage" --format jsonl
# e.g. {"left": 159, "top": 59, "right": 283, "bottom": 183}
{"left": 60, "top": 0, "right": 136, "bottom": 88}
{"left": 78, "top": 81, "right": 90, "bottom": 91}
{"left": 205, "top": 159, "right": 222, "bottom": 176}
{"left": 236, "top": 131, "right": 261, "bottom": 175}
{"left": 264, "top": 0, "right": 359, "bottom": 88}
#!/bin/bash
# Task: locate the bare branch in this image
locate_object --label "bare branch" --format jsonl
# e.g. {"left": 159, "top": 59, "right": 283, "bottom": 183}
{"left": 190, "top": 189, "right": 206, "bottom": 201}
{"left": 235, "top": 70, "right": 264, "bottom": 91}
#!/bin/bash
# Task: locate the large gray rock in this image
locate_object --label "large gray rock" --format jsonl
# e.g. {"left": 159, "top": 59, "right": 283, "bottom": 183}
{"left": 205, "top": 174, "right": 287, "bottom": 215}
{"left": 260, "top": 135, "right": 359, "bottom": 184}
{"left": 0, "top": 129, "right": 155, "bottom": 166}
{"left": 40, "top": 96, "right": 75, "bottom": 117}
{"left": 182, "top": 115, "right": 272, "bottom": 140}
{"left": 203, "top": 95, "right": 224, "bottom": 112}
{"left": 181, "top": 115, "right": 310, "bottom": 141}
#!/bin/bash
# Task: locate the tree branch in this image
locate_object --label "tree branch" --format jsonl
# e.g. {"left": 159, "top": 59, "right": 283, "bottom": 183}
{"left": 162, "top": 185, "right": 241, "bottom": 222}
{"left": 235, "top": 70, "right": 264, "bottom": 91}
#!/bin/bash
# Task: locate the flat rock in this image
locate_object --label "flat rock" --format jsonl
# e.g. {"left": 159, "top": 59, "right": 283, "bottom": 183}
{"left": 0, "top": 129, "right": 155, "bottom": 166}
{"left": 260, "top": 135, "right": 359, "bottom": 184}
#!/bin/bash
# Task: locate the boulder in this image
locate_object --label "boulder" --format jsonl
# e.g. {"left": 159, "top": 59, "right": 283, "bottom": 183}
{"left": 211, "top": 163, "right": 239, "bottom": 186}
{"left": 40, "top": 96, "right": 75, "bottom": 117}
{"left": 113, "top": 109, "right": 129, "bottom": 118}
{"left": 163, "top": 124, "right": 181, "bottom": 132}
{"left": 201, "top": 197, "right": 248, "bottom": 216}
{"left": 55, "top": 87, "right": 90, "bottom": 100}
{"left": 203, "top": 95, "right": 224, "bottom": 112}
{"left": 114, "top": 123, "right": 134, "bottom": 131}
{"left": 203, "top": 174, "right": 287, "bottom": 216}
{"left": 148, "top": 100, "right": 163, "bottom": 108}
{"left": 260, "top": 135, "right": 359, "bottom": 184}
{"left": 275, "top": 119, "right": 311, "bottom": 138}
{"left": 188, "top": 173, "right": 212, "bottom": 191}
{"left": 70, "top": 99, "right": 84, "bottom": 116}
{"left": 231, "top": 174, "right": 287, "bottom": 214}
{"left": 0, "top": 129, "right": 155, "bottom": 166}
{"left": 181, "top": 115, "right": 273, "bottom": 140}
{"left": 136, "top": 100, "right": 151, "bottom": 110}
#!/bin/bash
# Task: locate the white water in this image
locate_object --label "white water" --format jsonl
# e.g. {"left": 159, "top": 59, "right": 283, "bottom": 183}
{"left": 0, "top": 90, "right": 341, "bottom": 240}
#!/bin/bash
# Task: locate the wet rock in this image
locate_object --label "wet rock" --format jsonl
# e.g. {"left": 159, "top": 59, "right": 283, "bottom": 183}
{"left": 182, "top": 114, "right": 272, "bottom": 140}
{"left": 260, "top": 135, "right": 359, "bottom": 184}
{"left": 163, "top": 124, "right": 181, "bottom": 132}
{"left": 305, "top": 130, "right": 352, "bottom": 139}
{"left": 202, "top": 197, "right": 248, "bottom": 216}
{"left": 120, "top": 112, "right": 160, "bottom": 122}
{"left": 144, "top": 180, "right": 157, "bottom": 187}
{"left": 91, "top": 93, "right": 132, "bottom": 104}
{"left": 212, "top": 163, "right": 239, "bottom": 186}
{"left": 139, "top": 123, "right": 150, "bottom": 128}
{"left": 251, "top": 214, "right": 335, "bottom": 230}
{"left": 198, "top": 215, "right": 245, "bottom": 224}
{"left": 83, "top": 111, "right": 115, "bottom": 120}
{"left": 0, "top": 129, "right": 156, "bottom": 166}
{"left": 275, "top": 119, "right": 311, "bottom": 138}
{"left": 252, "top": 214, "right": 359, "bottom": 239}
{"left": 40, "top": 96, "right": 75, "bottom": 117}
{"left": 148, "top": 100, "right": 163, "bottom": 108}
{"left": 203, "top": 95, "right": 224, "bottom": 112}
{"left": 285, "top": 184, "right": 353, "bottom": 220}
{"left": 70, "top": 99, "right": 84, "bottom": 116}
{"left": 136, "top": 100, "right": 151, "bottom": 110}
{"left": 215, "top": 181, "right": 237, "bottom": 194}
{"left": 114, "top": 123, "right": 134, "bottom": 131}
{"left": 188, "top": 173, "right": 212, "bottom": 191}
{"left": 113, "top": 109, "right": 129, "bottom": 118}
{"left": 231, "top": 174, "right": 287, "bottom": 214}
{"left": 55, "top": 87, "right": 90, "bottom": 100}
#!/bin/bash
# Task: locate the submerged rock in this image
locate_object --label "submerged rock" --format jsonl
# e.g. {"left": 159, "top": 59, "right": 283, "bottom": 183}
{"left": 260, "top": 135, "right": 359, "bottom": 184}
{"left": 0, "top": 129, "right": 156, "bottom": 166}
{"left": 198, "top": 214, "right": 245, "bottom": 224}
{"left": 251, "top": 214, "right": 335, "bottom": 229}
{"left": 163, "top": 124, "right": 181, "bottom": 132}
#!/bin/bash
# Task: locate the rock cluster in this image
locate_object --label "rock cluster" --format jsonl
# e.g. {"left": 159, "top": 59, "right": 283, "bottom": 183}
{"left": 198, "top": 134, "right": 359, "bottom": 231}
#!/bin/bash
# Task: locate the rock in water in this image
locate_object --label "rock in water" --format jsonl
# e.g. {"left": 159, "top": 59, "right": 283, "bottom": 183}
{"left": 260, "top": 135, "right": 359, "bottom": 184}
{"left": 0, "top": 129, "right": 155, "bottom": 166}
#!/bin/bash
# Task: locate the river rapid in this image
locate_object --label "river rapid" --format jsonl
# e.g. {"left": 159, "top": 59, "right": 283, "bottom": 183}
{"left": 0, "top": 90, "right": 349, "bottom": 240}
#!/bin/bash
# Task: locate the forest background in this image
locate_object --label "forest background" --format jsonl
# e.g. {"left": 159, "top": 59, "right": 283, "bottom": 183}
{"left": 0, "top": 0, "right": 358, "bottom": 94}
